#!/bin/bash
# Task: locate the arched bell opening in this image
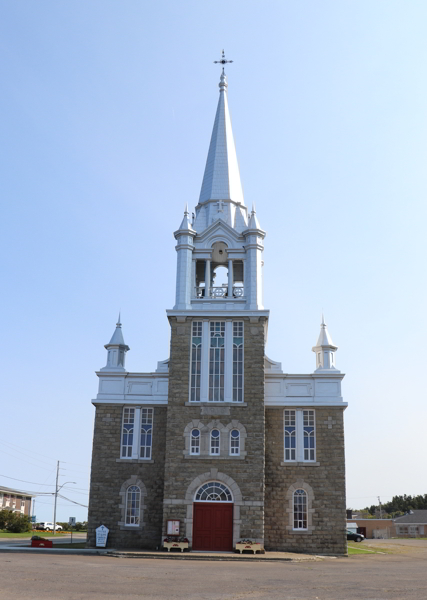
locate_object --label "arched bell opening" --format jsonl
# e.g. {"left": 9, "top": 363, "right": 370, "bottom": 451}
{"left": 194, "top": 241, "right": 244, "bottom": 299}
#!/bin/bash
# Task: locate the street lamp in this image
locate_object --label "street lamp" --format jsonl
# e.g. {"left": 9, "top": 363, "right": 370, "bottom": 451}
{"left": 52, "top": 471, "right": 76, "bottom": 536}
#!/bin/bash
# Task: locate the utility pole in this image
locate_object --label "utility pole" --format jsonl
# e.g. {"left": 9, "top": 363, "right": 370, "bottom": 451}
{"left": 378, "top": 496, "right": 383, "bottom": 519}
{"left": 53, "top": 460, "right": 60, "bottom": 536}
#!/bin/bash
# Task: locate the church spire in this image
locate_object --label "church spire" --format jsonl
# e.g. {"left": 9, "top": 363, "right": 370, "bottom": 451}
{"left": 198, "top": 68, "right": 245, "bottom": 207}
{"left": 312, "top": 315, "right": 339, "bottom": 371}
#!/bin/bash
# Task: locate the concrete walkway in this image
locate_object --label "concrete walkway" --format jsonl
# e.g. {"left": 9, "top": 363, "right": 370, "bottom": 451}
{"left": 0, "top": 543, "right": 326, "bottom": 561}
{"left": 106, "top": 548, "right": 326, "bottom": 561}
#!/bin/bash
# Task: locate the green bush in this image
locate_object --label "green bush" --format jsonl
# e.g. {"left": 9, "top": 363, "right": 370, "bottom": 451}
{"left": 0, "top": 509, "right": 12, "bottom": 529}
{"left": 0, "top": 510, "right": 31, "bottom": 533}
{"left": 7, "top": 513, "right": 32, "bottom": 533}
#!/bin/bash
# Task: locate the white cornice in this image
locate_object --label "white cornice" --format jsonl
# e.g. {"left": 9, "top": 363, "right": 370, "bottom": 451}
{"left": 166, "top": 309, "right": 270, "bottom": 318}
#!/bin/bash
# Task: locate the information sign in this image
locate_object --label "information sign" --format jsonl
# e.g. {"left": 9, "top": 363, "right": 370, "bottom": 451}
{"left": 96, "top": 524, "right": 109, "bottom": 548}
{"left": 69, "top": 517, "right": 76, "bottom": 526}
{"left": 30, "top": 516, "right": 36, "bottom": 523}
{"left": 167, "top": 520, "right": 180, "bottom": 535}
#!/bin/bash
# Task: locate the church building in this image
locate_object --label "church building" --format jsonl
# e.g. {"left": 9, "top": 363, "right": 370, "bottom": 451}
{"left": 87, "top": 66, "right": 347, "bottom": 555}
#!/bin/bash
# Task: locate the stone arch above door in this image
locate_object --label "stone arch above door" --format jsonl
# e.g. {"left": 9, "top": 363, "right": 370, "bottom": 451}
{"left": 184, "top": 468, "right": 243, "bottom": 547}
{"left": 185, "top": 468, "right": 243, "bottom": 504}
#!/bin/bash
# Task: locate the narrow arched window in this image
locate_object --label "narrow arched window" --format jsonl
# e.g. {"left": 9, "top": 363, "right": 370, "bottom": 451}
{"left": 230, "top": 429, "right": 240, "bottom": 455}
{"left": 293, "top": 489, "right": 307, "bottom": 530}
{"left": 210, "top": 429, "right": 220, "bottom": 455}
{"left": 121, "top": 408, "right": 135, "bottom": 458}
{"left": 284, "top": 410, "right": 296, "bottom": 461}
{"left": 126, "top": 485, "right": 140, "bottom": 526}
{"left": 191, "top": 429, "right": 200, "bottom": 455}
{"left": 140, "top": 408, "right": 153, "bottom": 459}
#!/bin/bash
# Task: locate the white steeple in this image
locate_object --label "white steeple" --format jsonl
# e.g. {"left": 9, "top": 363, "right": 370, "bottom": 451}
{"left": 199, "top": 70, "right": 245, "bottom": 206}
{"left": 102, "top": 314, "right": 130, "bottom": 371}
{"left": 312, "top": 315, "right": 339, "bottom": 371}
{"left": 193, "top": 64, "right": 248, "bottom": 233}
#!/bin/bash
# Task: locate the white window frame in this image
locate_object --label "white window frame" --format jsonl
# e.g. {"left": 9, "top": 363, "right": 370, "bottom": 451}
{"left": 293, "top": 489, "right": 308, "bottom": 530}
{"left": 190, "top": 321, "right": 202, "bottom": 401}
{"left": 283, "top": 409, "right": 316, "bottom": 463}
{"left": 189, "top": 320, "right": 244, "bottom": 403}
{"left": 191, "top": 428, "right": 201, "bottom": 455}
{"left": 210, "top": 429, "right": 220, "bottom": 455}
{"left": 121, "top": 407, "right": 135, "bottom": 458}
{"left": 230, "top": 429, "right": 240, "bottom": 456}
{"left": 125, "top": 485, "right": 141, "bottom": 526}
{"left": 140, "top": 408, "right": 153, "bottom": 459}
{"left": 120, "top": 407, "right": 154, "bottom": 460}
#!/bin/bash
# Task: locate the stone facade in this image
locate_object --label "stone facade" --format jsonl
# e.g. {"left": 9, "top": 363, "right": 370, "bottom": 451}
{"left": 264, "top": 406, "right": 347, "bottom": 555}
{"left": 87, "top": 404, "right": 167, "bottom": 549}
{"left": 162, "top": 316, "right": 266, "bottom": 546}
{"left": 86, "top": 71, "right": 348, "bottom": 556}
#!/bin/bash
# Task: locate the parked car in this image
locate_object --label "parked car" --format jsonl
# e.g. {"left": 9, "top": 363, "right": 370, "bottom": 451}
{"left": 347, "top": 529, "right": 364, "bottom": 542}
{"left": 37, "top": 522, "right": 63, "bottom": 531}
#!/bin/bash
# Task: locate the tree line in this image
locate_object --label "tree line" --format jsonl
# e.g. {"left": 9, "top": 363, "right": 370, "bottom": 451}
{"left": 365, "top": 494, "right": 427, "bottom": 517}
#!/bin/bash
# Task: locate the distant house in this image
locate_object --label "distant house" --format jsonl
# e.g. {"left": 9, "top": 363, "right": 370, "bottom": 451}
{"left": 0, "top": 486, "right": 34, "bottom": 517}
{"left": 347, "top": 519, "right": 396, "bottom": 539}
{"left": 394, "top": 511, "right": 427, "bottom": 537}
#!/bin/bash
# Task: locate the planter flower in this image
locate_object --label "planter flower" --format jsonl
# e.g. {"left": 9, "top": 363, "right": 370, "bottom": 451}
{"left": 235, "top": 539, "right": 263, "bottom": 554}
{"left": 163, "top": 536, "right": 189, "bottom": 552}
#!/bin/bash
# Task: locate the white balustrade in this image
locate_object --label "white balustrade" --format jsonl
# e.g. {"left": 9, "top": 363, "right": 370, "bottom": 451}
{"left": 194, "top": 287, "right": 244, "bottom": 299}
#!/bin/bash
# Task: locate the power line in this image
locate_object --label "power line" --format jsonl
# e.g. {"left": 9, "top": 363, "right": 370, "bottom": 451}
{"left": 58, "top": 494, "right": 88, "bottom": 508}
{"left": 0, "top": 438, "right": 90, "bottom": 470}
{"left": 0, "top": 449, "right": 59, "bottom": 472}
{"left": 0, "top": 441, "right": 57, "bottom": 467}
{"left": 0, "top": 473, "right": 58, "bottom": 487}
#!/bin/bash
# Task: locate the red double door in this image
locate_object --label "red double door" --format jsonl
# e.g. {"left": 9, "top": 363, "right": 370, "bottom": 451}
{"left": 192, "top": 502, "right": 233, "bottom": 551}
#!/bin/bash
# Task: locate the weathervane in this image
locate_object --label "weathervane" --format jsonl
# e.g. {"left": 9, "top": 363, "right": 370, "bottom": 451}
{"left": 214, "top": 49, "right": 233, "bottom": 73}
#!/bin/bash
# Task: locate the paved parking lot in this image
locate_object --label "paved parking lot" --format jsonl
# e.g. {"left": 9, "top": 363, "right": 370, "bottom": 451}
{"left": 0, "top": 539, "right": 426, "bottom": 600}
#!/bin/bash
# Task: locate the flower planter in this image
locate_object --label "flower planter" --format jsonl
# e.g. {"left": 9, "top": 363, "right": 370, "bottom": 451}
{"left": 163, "top": 541, "right": 189, "bottom": 553}
{"left": 31, "top": 539, "right": 53, "bottom": 548}
{"left": 235, "top": 542, "right": 262, "bottom": 554}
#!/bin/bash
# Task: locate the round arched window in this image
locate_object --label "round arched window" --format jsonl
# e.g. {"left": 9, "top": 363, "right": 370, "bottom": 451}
{"left": 195, "top": 482, "right": 233, "bottom": 502}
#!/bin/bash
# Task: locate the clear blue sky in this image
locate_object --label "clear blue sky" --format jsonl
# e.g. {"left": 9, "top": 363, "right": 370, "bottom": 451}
{"left": 1, "top": 1, "right": 426, "bottom": 522}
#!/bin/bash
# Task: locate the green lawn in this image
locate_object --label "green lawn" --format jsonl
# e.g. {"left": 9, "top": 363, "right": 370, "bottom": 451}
{"left": 0, "top": 531, "right": 67, "bottom": 538}
{"left": 347, "top": 544, "right": 389, "bottom": 555}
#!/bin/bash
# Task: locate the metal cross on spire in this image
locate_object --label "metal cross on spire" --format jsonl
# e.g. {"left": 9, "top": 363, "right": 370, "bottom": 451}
{"left": 214, "top": 49, "right": 233, "bottom": 73}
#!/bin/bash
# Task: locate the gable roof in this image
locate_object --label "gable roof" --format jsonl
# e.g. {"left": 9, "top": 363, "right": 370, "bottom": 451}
{"left": 0, "top": 485, "right": 34, "bottom": 497}
{"left": 394, "top": 510, "right": 427, "bottom": 524}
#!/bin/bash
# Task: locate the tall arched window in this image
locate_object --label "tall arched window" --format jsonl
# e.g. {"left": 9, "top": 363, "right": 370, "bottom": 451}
{"left": 293, "top": 489, "right": 307, "bottom": 530}
{"left": 230, "top": 429, "right": 240, "bottom": 455}
{"left": 191, "top": 429, "right": 200, "bottom": 455}
{"left": 126, "top": 485, "right": 141, "bottom": 525}
{"left": 210, "top": 429, "right": 220, "bottom": 455}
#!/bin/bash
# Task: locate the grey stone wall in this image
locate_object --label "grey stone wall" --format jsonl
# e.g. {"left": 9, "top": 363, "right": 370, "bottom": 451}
{"left": 264, "top": 406, "right": 347, "bottom": 555}
{"left": 162, "top": 316, "right": 266, "bottom": 546}
{"left": 87, "top": 404, "right": 166, "bottom": 549}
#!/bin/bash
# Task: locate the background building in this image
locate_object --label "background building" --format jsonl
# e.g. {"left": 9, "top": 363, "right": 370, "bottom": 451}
{"left": 0, "top": 486, "right": 33, "bottom": 517}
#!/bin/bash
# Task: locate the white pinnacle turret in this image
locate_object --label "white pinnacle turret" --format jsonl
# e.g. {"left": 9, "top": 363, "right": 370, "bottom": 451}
{"left": 178, "top": 203, "right": 194, "bottom": 231}
{"left": 248, "top": 203, "right": 261, "bottom": 230}
{"left": 102, "top": 315, "right": 130, "bottom": 371}
{"left": 312, "top": 315, "right": 339, "bottom": 371}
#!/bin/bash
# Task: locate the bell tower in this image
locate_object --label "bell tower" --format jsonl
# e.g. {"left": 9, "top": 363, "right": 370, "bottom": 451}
{"left": 164, "top": 61, "right": 269, "bottom": 549}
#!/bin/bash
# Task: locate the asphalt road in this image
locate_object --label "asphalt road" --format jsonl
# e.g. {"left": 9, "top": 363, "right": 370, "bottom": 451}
{"left": 1, "top": 540, "right": 426, "bottom": 600}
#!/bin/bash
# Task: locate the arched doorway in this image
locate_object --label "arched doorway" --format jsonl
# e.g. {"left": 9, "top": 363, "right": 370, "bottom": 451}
{"left": 192, "top": 482, "right": 233, "bottom": 551}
